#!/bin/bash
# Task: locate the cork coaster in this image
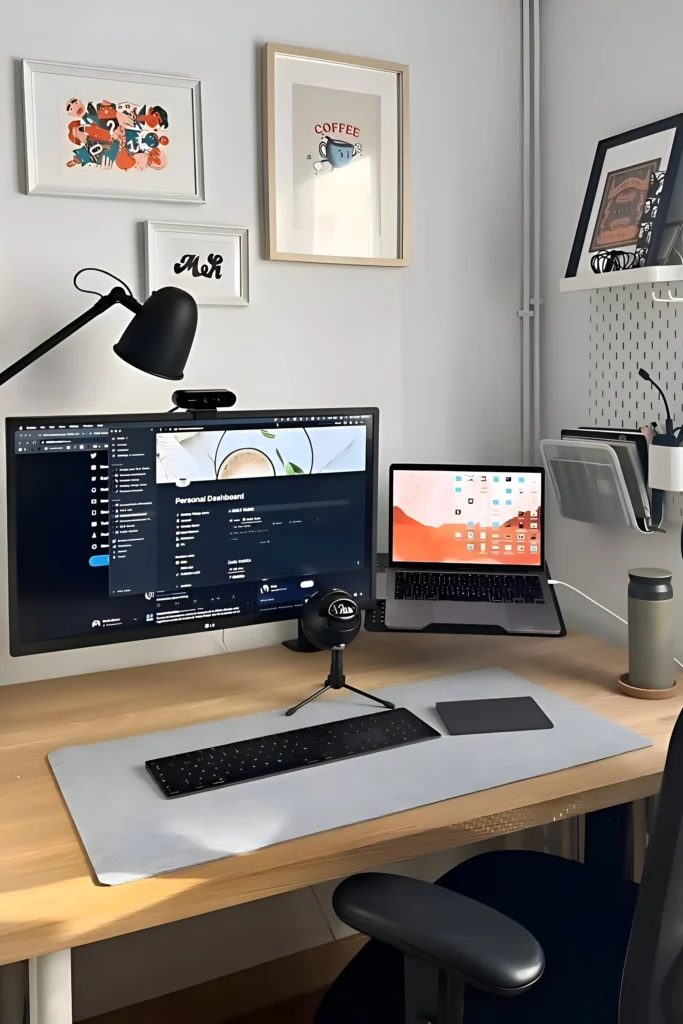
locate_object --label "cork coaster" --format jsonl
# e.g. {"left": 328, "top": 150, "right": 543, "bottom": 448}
{"left": 618, "top": 673, "right": 678, "bottom": 700}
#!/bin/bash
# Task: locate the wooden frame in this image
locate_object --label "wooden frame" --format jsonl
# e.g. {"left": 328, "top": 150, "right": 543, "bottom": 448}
{"left": 262, "top": 43, "right": 410, "bottom": 266}
{"left": 22, "top": 59, "right": 205, "bottom": 202}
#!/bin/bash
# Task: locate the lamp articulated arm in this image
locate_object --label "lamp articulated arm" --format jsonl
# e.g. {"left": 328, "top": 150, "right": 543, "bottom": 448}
{"left": 0, "top": 287, "right": 143, "bottom": 389}
{"left": 0, "top": 266, "right": 197, "bottom": 387}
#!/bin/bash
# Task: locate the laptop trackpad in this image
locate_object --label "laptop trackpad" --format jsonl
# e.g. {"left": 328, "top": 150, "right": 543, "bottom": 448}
{"left": 431, "top": 602, "right": 511, "bottom": 626}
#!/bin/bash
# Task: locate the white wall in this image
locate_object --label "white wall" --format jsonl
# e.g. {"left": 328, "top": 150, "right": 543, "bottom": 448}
{"left": 541, "top": 0, "right": 683, "bottom": 647}
{"left": 1, "top": 0, "right": 524, "bottom": 1015}
{"left": 0, "top": 0, "right": 523, "bottom": 687}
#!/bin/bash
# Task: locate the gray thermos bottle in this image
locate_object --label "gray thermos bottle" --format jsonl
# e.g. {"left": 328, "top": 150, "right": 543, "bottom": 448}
{"left": 628, "top": 568, "right": 674, "bottom": 691}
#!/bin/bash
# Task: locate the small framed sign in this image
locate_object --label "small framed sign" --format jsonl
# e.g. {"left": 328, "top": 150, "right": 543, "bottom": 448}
{"left": 145, "top": 222, "right": 249, "bottom": 305}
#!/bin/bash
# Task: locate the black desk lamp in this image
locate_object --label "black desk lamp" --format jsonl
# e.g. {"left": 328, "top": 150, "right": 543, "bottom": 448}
{"left": 0, "top": 268, "right": 197, "bottom": 387}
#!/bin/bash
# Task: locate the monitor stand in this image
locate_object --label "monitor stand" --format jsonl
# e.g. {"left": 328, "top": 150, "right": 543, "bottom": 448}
{"left": 285, "top": 646, "right": 396, "bottom": 717}
{"left": 282, "top": 619, "right": 320, "bottom": 653}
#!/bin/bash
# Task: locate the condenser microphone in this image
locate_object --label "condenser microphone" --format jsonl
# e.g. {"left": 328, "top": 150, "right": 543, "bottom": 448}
{"left": 639, "top": 368, "right": 674, "bottom": 435}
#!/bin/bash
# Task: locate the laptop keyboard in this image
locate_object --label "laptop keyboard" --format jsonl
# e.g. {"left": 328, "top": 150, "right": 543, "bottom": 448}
{"left": 394, "top": 571, "right": 545, "bottom": 604}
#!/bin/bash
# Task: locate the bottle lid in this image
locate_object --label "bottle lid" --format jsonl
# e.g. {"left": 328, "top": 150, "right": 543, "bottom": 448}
{"left": 628, "top": 567, "right": 673, "bottom": 581}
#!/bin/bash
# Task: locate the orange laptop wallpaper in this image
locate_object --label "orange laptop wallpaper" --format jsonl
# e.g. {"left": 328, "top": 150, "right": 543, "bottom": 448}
{"left": 392, "top": 468, "right": 543, "bottom": 567}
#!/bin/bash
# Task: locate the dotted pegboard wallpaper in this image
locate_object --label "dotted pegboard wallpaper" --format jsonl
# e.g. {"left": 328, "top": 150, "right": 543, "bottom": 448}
{"left": 588, "top": 283, "right": 683, "bottom": 523}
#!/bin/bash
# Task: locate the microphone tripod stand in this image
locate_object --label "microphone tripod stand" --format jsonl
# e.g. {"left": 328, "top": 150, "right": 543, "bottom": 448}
{"left": 285, "top": 645, "right": 396, "bottom": 717}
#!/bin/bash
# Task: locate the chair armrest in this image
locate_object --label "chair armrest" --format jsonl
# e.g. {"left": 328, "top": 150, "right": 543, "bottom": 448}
{"left": 333, "top": 872, "right": 544, "bottom": 996}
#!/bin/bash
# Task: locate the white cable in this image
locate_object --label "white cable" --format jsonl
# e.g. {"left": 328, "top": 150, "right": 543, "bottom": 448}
{"left": 548, "top": 580, "right": 628, "bottom": 626}
{"left": 219, "top": 628, "right": 229, "bottom": 654}
{"left": 549, "top": 579, "right": 683, "bottom": 671}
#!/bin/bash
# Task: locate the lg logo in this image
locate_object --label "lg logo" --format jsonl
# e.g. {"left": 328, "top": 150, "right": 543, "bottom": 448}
{"left": 204, "top": 622, "right": 216, "bottom": 629}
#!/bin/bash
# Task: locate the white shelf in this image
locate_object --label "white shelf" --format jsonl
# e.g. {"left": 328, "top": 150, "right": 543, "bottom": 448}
{"left": 560, "top": 265, "right": 683, "bottom": 293}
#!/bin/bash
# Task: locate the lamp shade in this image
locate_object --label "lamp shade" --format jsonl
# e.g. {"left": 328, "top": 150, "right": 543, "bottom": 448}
{"left": 113, "top": 287, "right": 197, "bottom": 380}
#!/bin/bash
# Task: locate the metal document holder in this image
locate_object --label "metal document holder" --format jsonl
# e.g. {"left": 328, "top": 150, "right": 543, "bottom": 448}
{"left": 540, "top": 438, "right": 654, "bottom": 533}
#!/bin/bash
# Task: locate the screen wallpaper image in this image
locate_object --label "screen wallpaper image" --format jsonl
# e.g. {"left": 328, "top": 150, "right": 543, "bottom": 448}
{"left": 392, "top": 470, "right": 543, "bottom": 567}
{"left": 156, "top": 425, "right": 365, "bottom": 484}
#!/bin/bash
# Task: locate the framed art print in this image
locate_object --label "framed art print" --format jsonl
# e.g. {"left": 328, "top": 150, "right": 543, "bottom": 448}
{"left": 146, "top": 223, "right": 249, "bottom": 305}
{"left": 263, "top": 43, "right": 409, "bottom": 266}
{"left": 590, "top": 160, "right": 661, "bottom": 251}
{"left": 22, "top": 60, "right": 205, "bottom": 202}
{"left": 566, "top": 114, "right": 683, "bottom": 277}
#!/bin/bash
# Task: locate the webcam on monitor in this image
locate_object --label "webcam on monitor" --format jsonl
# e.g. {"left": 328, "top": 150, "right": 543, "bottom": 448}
{"left": 171, "top": 389, "right": 237, "bottom": 412}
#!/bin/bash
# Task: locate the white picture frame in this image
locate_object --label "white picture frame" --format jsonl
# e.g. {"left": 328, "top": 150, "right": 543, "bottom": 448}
{"left": 145, "top": 222, "right": 250, "bottom": 306}
{"left": 22, "top": 59, "right": 205, "bottom": 202}
{"left": 263, "top": 43, "right": 410, "bottom": 266}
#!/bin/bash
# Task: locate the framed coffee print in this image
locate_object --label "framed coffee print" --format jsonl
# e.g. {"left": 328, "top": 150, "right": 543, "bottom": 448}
{"left": 22, "top": 60, "right": 205, "bottom": 202}
{"left": 146, "top": 223, "right": 249, "bottom": 305}
{"left": 263, "top": 43, "right": 409, "bottom": 266}
{"left": 566, "top": 114, "right": 683, "bottom": 277}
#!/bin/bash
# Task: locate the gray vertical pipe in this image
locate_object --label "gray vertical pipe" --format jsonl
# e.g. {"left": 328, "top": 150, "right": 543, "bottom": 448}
{"left": 532, "top": 0, "right": 542, "bottom": 453}
{"left": 521, "top": 0, "right": 532, "bottom": 461}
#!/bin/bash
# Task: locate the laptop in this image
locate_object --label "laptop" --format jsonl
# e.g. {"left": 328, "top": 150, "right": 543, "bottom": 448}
{"left": 384, "top": 464, "right": 565, "bottom": 635}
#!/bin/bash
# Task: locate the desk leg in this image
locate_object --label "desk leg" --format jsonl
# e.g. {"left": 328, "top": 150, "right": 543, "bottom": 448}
{"left": 631, "top": 799, "right": 647, "bottom": 883}
{"left": 0, "top": 961, "right": 28, "bottom": 1023}
{"left": 28, "top": 950, "right": 72, "bottom": 1024}
{"left": 584, "top": 801, "right": 648, "bottom": 883}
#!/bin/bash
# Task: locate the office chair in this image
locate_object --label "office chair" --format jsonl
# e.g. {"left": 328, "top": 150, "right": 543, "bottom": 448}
{"left": 316, "top": 708, "right": 683, "bottom": 1024}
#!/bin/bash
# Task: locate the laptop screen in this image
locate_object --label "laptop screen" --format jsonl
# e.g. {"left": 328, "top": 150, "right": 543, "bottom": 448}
{"left": 391, "top": 466, "right": 544, "bottom": 568}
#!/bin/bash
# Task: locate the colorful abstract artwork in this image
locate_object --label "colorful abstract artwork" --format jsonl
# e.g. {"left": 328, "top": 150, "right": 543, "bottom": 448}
{"left": 23, "top": 60, "right": 204, "bottom": 200}
{"left": 65, "top": 98, "right": 170, "bottom": 173}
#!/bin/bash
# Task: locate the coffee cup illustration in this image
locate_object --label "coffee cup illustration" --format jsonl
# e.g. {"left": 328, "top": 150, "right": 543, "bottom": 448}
{"left": 316, "top": 136, "right": 362, "bottom": 171}
{"left": 217, "top": 448, "right": 274, "bottom": 479}
{"left": 215, "top": 429, "right": 313, "bottom": 479}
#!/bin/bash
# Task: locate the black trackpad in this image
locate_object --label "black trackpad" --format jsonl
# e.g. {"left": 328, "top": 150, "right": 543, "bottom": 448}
{"left": 436, "top": 696, "right": 553, "bottom": 736}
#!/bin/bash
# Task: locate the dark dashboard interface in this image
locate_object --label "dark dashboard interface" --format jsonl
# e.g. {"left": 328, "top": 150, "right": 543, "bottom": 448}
{"left": 7, "top": 409, "right": 377, "bottom": 655}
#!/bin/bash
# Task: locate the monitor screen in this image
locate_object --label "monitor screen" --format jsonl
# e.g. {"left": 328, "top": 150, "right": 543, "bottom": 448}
{"left": 391, "top": 465, "right": 544, "bottom": 568}
{"left": 7, "top": 408, "right": 377, "bottom": 655}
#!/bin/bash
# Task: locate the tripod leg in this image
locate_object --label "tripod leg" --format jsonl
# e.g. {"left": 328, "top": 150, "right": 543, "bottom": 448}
{"left": 342, "top": 683, "right": 395, "bottom": 710}
{"left": 285, "top": 684, "right": 331, "bottom": 717}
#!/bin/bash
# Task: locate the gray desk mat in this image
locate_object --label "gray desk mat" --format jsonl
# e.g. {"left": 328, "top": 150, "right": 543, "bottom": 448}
{"left": 49, "top": 669, "right": 651, "bottom": 885}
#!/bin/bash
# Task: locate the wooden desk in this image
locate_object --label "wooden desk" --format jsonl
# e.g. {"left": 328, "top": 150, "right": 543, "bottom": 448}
{"left": 2, "top": 629, "right": 680, "bottom": 1019}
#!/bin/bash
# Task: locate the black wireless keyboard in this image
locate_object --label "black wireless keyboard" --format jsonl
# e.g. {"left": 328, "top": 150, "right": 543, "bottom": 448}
{"left": 394, "top": 571, "right": 545, "bottom": 604}
{"left": 146, "top": 708, "right": 440, "bottom": 798}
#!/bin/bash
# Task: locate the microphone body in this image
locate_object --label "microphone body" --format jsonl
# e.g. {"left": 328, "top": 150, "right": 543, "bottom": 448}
{"left": 639, "top": 368, "right": 674, "bottom": 436}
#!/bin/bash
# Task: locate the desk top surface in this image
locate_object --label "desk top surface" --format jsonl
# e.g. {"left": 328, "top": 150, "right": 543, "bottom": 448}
{"left": 0, "top": 629, "right": 679, "bottom": 964}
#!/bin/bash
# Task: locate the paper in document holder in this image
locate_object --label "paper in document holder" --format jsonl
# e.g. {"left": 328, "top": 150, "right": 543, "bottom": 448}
{"left": 541, "top": 438, "right": 650, "bottom": 531}
{"left": 48, "top": 669, "right": 651, "bottom": 885}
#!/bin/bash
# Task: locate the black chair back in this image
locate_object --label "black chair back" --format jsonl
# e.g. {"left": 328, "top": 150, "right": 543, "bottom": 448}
{"left": 621, "top": 707, "right": 683, "bottom": 1023}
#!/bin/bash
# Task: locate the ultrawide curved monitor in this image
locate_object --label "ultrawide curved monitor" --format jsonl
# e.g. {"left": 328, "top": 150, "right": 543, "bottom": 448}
{"left": 6, "top": 407, "right": 378, "bottom": 655}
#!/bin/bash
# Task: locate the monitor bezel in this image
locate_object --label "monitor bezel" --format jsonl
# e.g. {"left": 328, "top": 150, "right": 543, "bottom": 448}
{"left": 389, "top": 463, "right": 545, "bottom": 572}
{"left": 6, "top": 407, "right": 379, "bottom": 656}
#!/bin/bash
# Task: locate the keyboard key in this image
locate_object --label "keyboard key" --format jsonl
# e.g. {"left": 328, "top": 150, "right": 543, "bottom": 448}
{"left": 394, "top": 571, "right": 544, "bottom": 605}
